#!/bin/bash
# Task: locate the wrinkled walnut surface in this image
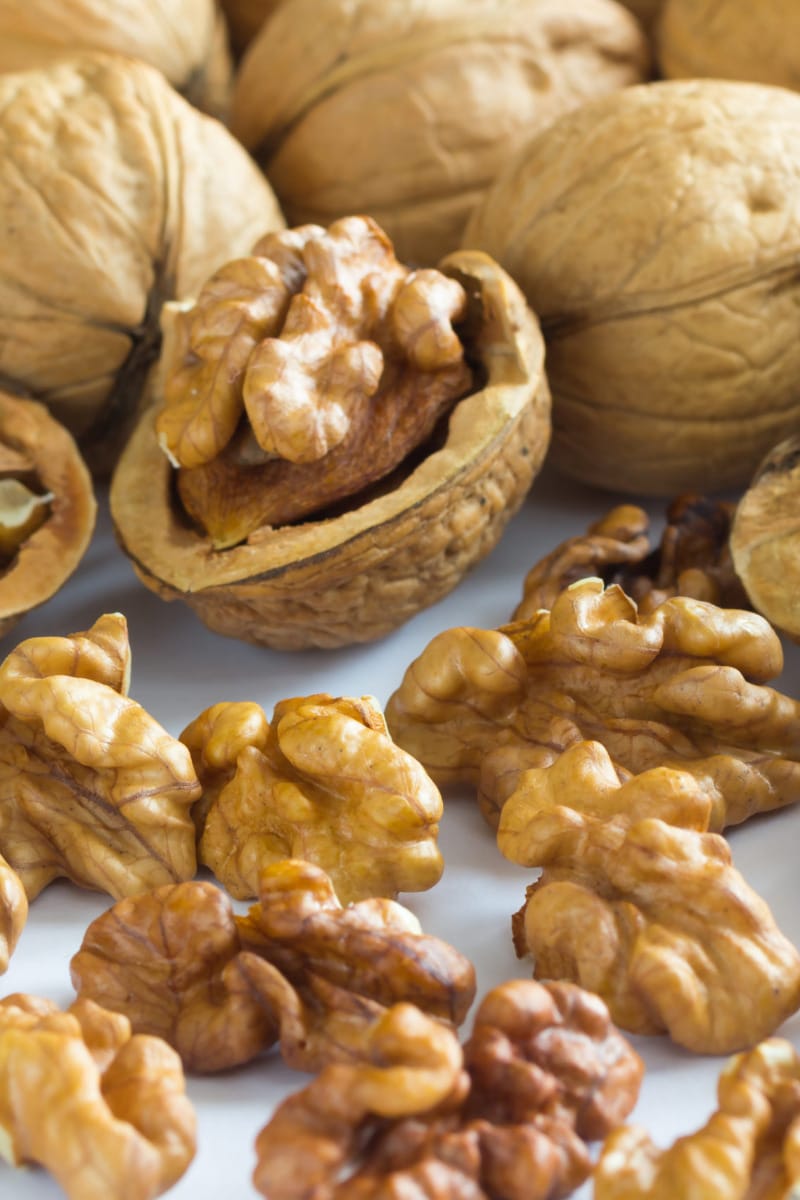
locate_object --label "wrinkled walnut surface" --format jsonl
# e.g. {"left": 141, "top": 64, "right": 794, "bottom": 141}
{"left": 386, "top": 578, "right": 800, "bottom": 830}
{"left": 502, "top": 742, "right": 800, "bottom": 1053}
{"left": 230, "top": 0, "right": 648, "bottom": 264}
{"left": 465, "top": 78, "right": 800, "bottom": 494}
{"left": 183, "top": 693, "right": 443, "bottom": 904}
{"left": 658, "top": 0, "right": 800, "bottom": 92}
{"left": 0, "top": 613, "right": 199, "bottom": 899}
{"left": 0, "top": 994, "right": 196, "bottom": 1200}
{"left": 0, "top": 854, "right": 26, "bottom": 975}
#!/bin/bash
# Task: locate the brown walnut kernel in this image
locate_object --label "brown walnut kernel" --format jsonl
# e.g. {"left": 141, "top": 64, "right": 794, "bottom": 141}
{"left": 514, "top": 494, "right": 747, "bottom": 620}
{"left": 0, "top": 854, "right": 26, "bottom": 974}
{"left": 385, "top": 578, "right": 800, "bottom": 830}
{"left": 499, "top": 741, "right": 800, "bottom": 1053}
{"left": 252, "top": 979, "right": 643, "bottom": 1200}
{"left": 156, "top": 216, "right": 473, "bottom": 548}
{"left": 594, "top": 1038, "right": 800, "bottom": 1199}
{"left": 71, "top": 859, "right": 476, "bottom": 1075}
{"left": 0, "top": 993, "right": 196, "bottom": 1200}
{"left": 183, "top": 693, "right": 444, "bottom": 904}
{"left": 0, "top": 613, "right": 200, "bottom": 899}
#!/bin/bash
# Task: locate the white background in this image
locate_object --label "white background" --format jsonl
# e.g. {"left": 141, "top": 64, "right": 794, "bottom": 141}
{"left": 4, "top": 461, "right": 800, "bottom": 1198}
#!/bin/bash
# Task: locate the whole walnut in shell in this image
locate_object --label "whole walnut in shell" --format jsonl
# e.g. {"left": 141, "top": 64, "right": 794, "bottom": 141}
{"left": 219, "top": 0, "right": 283, "bottom": 56}
{"left": 658, "top": 0, "right": 800, "bottom": 92}
{"left": 465, "top": 78, "right": 800, "bottom": 495}
{"left": 0, "top": 53, "right": 284, "bottom": 473}
{"left": 0, "top": 0, "right": 232, "bottom": 117}
{"left": 229, "top": 0, "right": 649, "bottom": 264}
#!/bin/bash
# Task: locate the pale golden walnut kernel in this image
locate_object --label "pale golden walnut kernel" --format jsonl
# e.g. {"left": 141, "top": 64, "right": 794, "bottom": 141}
{"left": 71, "top": 859, "right": 475, "bottom": 1075}
{"left": 0, "top": 854, "right": 26, "bottom": 974}
{"left": 514, "top": 494, "right": 747, "bottom": 620}
{"left": 0, "top": 994, "right": 196, "bottom": 1200}
{"left": 386, "top": 578, "right": 800, "bottom": 830}
{"left": 0, "top": 0, "right": 232, "bottom": 118}
{"left": 658, "top": 0, "right": 800, "bottom": 92}
{"left": 500, "top": 742, "right": 800, "bottom": 1054}
{"left": 0, "top": 54, "right": 284, "bottom": 473}
{"left": 230, "top": 0, "right": 648, "bottom": 265}
{"left": 0, "top": 613, "right": 200, "bottom": 900}
{"left": 731, "top": 435, "right": 800, "bottom": 641}
{"left": 465, "top": 79, "right": 800, "bottom": 494}
{"left": 183, "top": 694, "right": 443, "bottom": 904}
{"left": 156, "top": 216, "right": 473, "bottom": 548}
{"left": 595, "top": 1038, "right": 800, "bottom": 1199}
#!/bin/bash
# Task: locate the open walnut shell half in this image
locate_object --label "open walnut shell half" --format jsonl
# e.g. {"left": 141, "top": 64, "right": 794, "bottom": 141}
{"left": 109, "top": 246, "right": 550, "bottom": 649}
{"left": 0, "top": 391, "right": 95, "bottom": 639}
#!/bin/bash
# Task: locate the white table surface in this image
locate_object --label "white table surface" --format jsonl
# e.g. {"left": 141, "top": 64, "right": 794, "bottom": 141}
{"left": 4, "top": 460, "right": 800, "bottom": 1198}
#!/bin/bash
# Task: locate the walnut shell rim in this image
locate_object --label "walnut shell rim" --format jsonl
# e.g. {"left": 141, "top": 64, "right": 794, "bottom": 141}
{"left": 109, "top": 250, "right": 551, "bottom": 650}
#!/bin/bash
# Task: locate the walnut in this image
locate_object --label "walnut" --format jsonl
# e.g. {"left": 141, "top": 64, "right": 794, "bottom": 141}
{"left": 730, "top": 435, "right": 800, "bottom": 641}
{"left": 0, "top": 391, "right": 96, "bottom": 639}
{"left": 0, "top": 54, "right": 283, "bottom": 473}
{"left": 252, "top": 979, "right": 642, "bottom": 1200}
{"left": 514, "top": 494, "right": 748, "bottom": 620}
{"left": 182, "top": 693, "right": 444, "bottom": 904}
{"left": 71, "top": 859, "right": 476, "bottom": 1075}
{"left": 0, "top": 613, "right": 200, "bottom": 900}
{"left": 618, "top": 0, "right": 664, "bottom": 31}
{"left": 228, "top": 0, "right": 648, "bottom": 265}
{"left": 0, "top": 993, "right": 196, "bottom": 1199}
{"left": 0, "top": 0, "right": 232, "bottom": 118}
{"left": 110, "top": 232, "right": 551, "bottom": 649}
{"left": 658, "top": 0, "right": 800, "bottom": 92}
{"left": 595, "top": 1038, "right": 800, "bottom": 1199}
{"left": 0, "top": 854, "right": 26, "bottom": 974}
{"left": 465, "top": 79, "right": 800, "bottom": 494}
{"left": 219, "top": 0, "right": 283, "bottom": 56}
{"left": 386, "top": 578, "right": 800, "bottom": 830}
{"left": 500, "top": 742, "right": 800, "bottom": 1053}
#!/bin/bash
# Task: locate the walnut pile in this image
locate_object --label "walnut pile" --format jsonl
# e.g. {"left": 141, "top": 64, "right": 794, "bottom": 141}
{"left": 595, "top": 1038, "right": 800, "bottom": 1199}
{"left": 0, "top": 993, "right": 196, "bottom": 1200}
{"left": 70, "top": 859, "right": 476, "bottom": 1075}
{"left": 182, "top": 693, "right": 443, "bottom": 904}
{"left": 0, "top": 613, "right": 200, "bottom": 900}
{"left": 386, "top": 578, "right": 800, "bottom": 830}
{"left": 514, "top": 494, "right": 747, "bottom": 620}
{"left": 500, "top": 741, "right": 800, "bottom": 1053}
{"left": 252, "top": 978, "right": 643, "bottom": 1199}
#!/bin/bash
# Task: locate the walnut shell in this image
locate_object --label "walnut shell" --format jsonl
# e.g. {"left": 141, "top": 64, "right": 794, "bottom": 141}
{"left": 109, "top": 249, "right": 551, "bottom": 650}
{"left": 617, "top": 0, "right": 663, "bottom": 31}
{"left": 465, "top": 78, "right": 800, "bottom": 496}
{"left": 218, "top": 0, "right": 283, "bottom": 56}
{"left": 0, "top": 0, "right": 232, "bottom": 117}
{"left": 658, "top": 0, "right": 800, "bottom": 91}
{"left": 0, "top": 53, "right": 284, "bottom": 474}
{"left": 229, "top": 0, "right": 649, "bottom": 265}
{"left": 0, "top": 391, "right": 95, "bottom": 639}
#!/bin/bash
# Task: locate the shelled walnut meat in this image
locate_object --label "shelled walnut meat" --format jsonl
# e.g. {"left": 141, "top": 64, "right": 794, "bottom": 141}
{"left": 70, "top": 859, "right": 476, "bottom": 1074}
{"left": 0, "top": 0, "right": 232, "bottom": 117}
{"left": 0, "top": 53, "right": 284, "bottom": 473}
{"left": 0, "top": 854, "right": 26, "bottom": 975}
{"left": 386, "top": 578, "right": 800, "bottom": 829}
{"left": 229, "top": 0, "right": 649, "bottom": 265}
{"left": 0, "top": 613, "right": 200, "bottom": 900}
{"left": 182, "top": 693, "right": 444, "bottom": 904}
{"left": 111, "top": 218, "right": 551, "bottom": 648}
{"left": 466, "top": 78, "right": 800, "bottom": 494}
{"left": 0, "top": 994, "right": 196, "bottom": 1200}
{"left": 0, "top": 391, "right": 96, "bottom": 639}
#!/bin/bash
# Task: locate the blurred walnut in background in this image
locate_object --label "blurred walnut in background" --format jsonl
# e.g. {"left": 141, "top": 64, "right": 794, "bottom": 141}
{"left": 230, "top": 0, "right": 649, "bottom": 264}
{"left": 657, "top": 0, "right": 800, "bottom": 91}
{"left": 218, "top": 0, "right": 283, "bottom": 55}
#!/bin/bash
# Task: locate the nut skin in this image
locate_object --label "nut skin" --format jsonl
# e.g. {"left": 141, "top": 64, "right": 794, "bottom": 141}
{"left": 386, "top": 578, "right": 800, "bottom": 831}
{"left": 594, "top": 1038, "right": 800, "bottom": 1199}
{"left": 465, "top": 78, "right": 800, "bottom": 494}
{"left": 183, "top": 693, "right": 444, "bottom": 905}
{"left": 110, "top": 245, "right": 551, "bottom": 648}
{"left": 230, "top": 0, "right": 648, "bottom": 265}
{"left": 730, "top": 435, "right": 800, "bottom": 640}
{"left": 658, "top": 0, "right": 800, "bottom": 92}
{"left": 500, "top": 742, "right": 800, "bottom": 1054}
{"left": 0, "top": 994, "right": 196, "bottom": 1200}
{"left": 71, "top": 859, "right": 476, "bottom": 1076}
{"left": 0, "top": 613, "right": 200, "bottom": 900}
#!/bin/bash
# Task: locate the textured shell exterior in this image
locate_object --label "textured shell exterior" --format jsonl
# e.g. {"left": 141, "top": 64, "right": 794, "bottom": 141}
{"left": 465, "top": 78, "right": 800, "bottom": 495}
{"left": 658, "top": 0, "right": 800, "bottom": 91}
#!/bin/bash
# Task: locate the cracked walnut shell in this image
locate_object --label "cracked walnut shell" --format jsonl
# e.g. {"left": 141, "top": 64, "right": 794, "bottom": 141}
{"left": 110, "top": 244, "right": 551, "bottom": 649}
{"left": 465, "top": 78, "right": 800, "bottom": 494}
